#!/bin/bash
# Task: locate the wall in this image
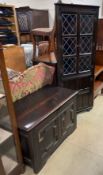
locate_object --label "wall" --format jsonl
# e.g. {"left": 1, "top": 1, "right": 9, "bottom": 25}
{"left": 0, "top": 0, "right": 102, "bottom": 26}
{"left": 49, "top": 0, "right": 102, "bottom": 26}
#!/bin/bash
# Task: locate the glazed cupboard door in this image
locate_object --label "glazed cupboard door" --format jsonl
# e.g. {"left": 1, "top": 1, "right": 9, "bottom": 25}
{"left": 62, "top": 13, "right": 77, "bottom": 76}
{"left": 55, "top": 3, "right": 99, "bottom": 112}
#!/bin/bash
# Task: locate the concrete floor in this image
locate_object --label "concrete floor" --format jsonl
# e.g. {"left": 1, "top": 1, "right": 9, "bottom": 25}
{"left": 23, "top": 95, "right": 103, "bottom": 175}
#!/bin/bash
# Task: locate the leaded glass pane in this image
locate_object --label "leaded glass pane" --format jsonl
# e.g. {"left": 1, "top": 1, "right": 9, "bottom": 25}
{"left": 63, "top": 56, "right": 76, "bottom": 75}
{"left": 79, "top": 55, "right": 91, "bottom": 73}
{"left": 63, "top": 37, "right": 77, "bottom": 56}
{"left": 80, "top": 36, "right": 92, "bottom": 54}
{"left": 80, "top": 15, "right": 94, "bottom": 34}
{"left": 62, "top": 14, "right": 77, "bottom": 35}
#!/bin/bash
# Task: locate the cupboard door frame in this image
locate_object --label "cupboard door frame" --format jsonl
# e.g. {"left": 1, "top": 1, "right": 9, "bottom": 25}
{"left": 55, "top": 3, "right": 99, "bottom": 112}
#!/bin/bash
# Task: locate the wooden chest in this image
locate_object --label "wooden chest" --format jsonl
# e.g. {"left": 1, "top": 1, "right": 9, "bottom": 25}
{"left": 14, "top": 86, "right": 78, "bottom": 173}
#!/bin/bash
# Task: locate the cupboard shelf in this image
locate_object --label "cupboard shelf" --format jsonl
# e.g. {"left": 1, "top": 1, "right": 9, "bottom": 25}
{"left": 0, "top": 4, "right": 20, "bottom": 45}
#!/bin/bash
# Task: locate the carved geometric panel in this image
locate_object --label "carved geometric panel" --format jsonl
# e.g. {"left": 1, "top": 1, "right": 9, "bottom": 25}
{"left": 62, "top": 14, "right": 77, "bottom": 35}
{"left": 63, "top": 56, "right": 76, "bottom": 75}
{"left": 79, "top": 55, "right": 91, "bottom": 73}
{"left": 80, "top": 15, "right": 94, "bottom": 34}
{"left": 80, "top": 36, "right": 93, "bottom": 54}
{"left": 63, "top": 37, "right": 77, "bottom": 56}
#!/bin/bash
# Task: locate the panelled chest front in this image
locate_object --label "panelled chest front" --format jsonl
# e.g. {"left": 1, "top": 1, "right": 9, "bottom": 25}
{"left": 14, "top": 86, "right": 78, "bottom": 173}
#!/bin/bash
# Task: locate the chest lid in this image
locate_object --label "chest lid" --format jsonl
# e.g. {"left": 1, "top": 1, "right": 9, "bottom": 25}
{"left": 14, "top": 86, "right": 78, "bottom": 132}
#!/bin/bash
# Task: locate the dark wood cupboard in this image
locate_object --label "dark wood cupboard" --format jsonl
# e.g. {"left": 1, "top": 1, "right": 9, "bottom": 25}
{"left": 55, "top": 3, "right": 99, "bottom": 112}
{"left": 0, "top": 4, "right": 20, "bottom": 45}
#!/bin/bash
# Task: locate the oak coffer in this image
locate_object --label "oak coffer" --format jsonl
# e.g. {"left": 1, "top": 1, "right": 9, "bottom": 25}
{"left": 14, "top": 86, "right": 78, "bottom": 173}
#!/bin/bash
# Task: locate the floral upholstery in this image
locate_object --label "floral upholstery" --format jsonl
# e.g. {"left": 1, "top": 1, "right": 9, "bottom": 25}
{"left": 0, "top": 68, "right": 20, "bottom": 95}
{"left": 9, "top": 63, "right": 55, "bottom": 102}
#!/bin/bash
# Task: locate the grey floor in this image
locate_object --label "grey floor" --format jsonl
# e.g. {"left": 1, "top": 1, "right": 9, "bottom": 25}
{"left": 23, "top": 95, "right": 103, "bottom": 175}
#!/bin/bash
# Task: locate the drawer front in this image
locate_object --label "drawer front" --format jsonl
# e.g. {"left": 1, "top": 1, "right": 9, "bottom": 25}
{"left": 31, "top": 96, "right": 77, "bottom": 173}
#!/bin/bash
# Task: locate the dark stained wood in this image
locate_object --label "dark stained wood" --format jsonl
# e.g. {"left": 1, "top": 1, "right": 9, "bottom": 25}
{"left": 55, "top": 3, "right": 99, "bottom": 112}
{"left": 14, "top": 86, "right": 78, "bottom": 131}
{"left": 30, "top": 9, "right": 49, "bottom": 29}
{"left": 14, "top": 86, "right": 78, "bottom": 173}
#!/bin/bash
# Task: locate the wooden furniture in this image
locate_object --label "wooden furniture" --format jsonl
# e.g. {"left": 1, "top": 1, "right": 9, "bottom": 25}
{"left": 55, "top": 3, "right": 99, "bottom": 112}
{"left": 14, "top": 86, "right": 78, "bottom": 173}
{"left": 94, "top": 19, "right": 103, "bottom": 97}
{"left": 31, "top": 24, "right": 56, "bottom": 67}
{"left": 31, "top": 24, "right": 56, "bottom": 60}
{"left": 0, "top": 4, "right": 20, "bottom": 45}
{"left": 3, "top": 45, "right": 26, "bottom": 72}
{"left": 0, "top": 45, "right": 24, "bottom": 174}
{"left": 16, "top": 7, "right": 49, "bottom": 43}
